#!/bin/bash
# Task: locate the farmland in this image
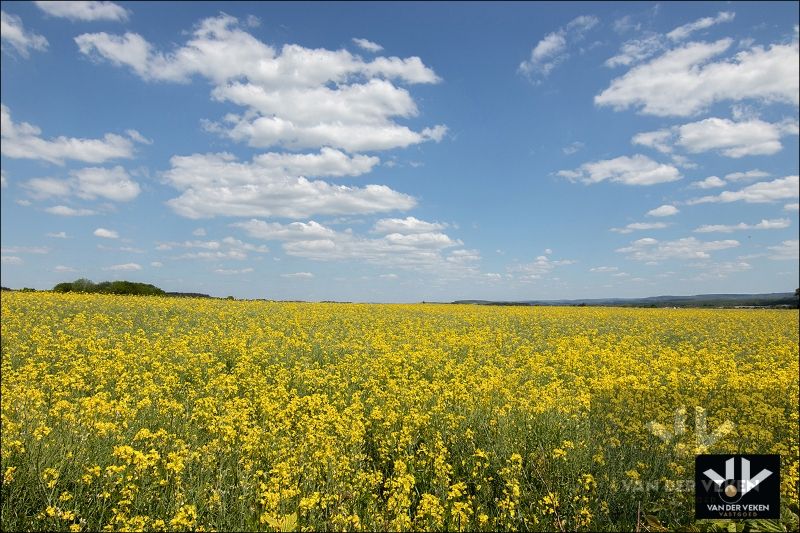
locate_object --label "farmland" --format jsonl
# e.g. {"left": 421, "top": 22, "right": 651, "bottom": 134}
{"left": 1, "top": 292, "right": 798, "bottom": 531}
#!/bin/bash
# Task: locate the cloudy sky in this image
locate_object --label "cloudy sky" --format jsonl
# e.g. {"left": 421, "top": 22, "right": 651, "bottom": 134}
{"left": 1, "top": 1, "right": 798, "bottom": 301}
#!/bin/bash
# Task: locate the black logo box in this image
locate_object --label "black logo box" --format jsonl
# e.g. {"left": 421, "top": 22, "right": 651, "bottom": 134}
{"left": 695, "top": 454, "right": 780, "bottom": 519}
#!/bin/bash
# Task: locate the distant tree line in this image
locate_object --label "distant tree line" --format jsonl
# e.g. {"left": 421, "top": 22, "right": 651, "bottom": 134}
{"left": 52, "top": 278, "right": 165, "bottom": 296}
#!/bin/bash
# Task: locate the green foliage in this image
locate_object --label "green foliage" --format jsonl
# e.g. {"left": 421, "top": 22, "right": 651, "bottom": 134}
{"left": 51, "top": 279, "right": 165, "bottom": 296}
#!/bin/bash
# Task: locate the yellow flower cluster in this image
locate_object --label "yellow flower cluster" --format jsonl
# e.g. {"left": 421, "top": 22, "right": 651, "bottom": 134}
{"left": 1, "top": 292, "right": 797, "bottom": 531}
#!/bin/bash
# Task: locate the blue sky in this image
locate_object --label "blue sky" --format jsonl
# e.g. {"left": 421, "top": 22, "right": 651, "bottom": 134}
{"left": 1, "top": 1, "right": 798, "bottom": 302}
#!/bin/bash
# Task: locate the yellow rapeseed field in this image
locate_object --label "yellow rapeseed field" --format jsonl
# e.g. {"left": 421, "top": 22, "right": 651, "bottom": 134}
{"left": 1, "top": 292, "right": 798, "bottom": 531}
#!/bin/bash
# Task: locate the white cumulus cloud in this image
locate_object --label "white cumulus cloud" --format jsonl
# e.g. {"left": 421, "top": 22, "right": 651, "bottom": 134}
{"left": 508, "top": 254, "right": 576, "bottom": 280}
{"left": 44, "top": 205, "right": 97, "bottom": 216}
{"left": 693, "top": 218, "right": 790, "bottom": 233}
{"left": 558, "top": 155, "right": 681, "bottom": 186}
{"left": 1, "top": 11, "right": 48, "bottom": 57}
{"left": 610, "top": 222, "right": 668, "bottom": 234}
{"left": 34, "top": 1, "right": 129, "bottom": 22}
{"left": 633, "top": 118, "right": 797, "bottom": 159}
{"left": 93, "top": 227, "right": 119, "bottom": 239}
{"left": 232, "top": 219, "right": 336, "bottom": 241}
{"left": 724, "top": 169, "right": 769, "bottom": 182}
{"left": 689, "top": 176, "right": 726, "bottom": 189}
{"left": 372, "top": 216, "right": 446, "bottom": 234}
{"left": 75, "top": 14, "right": 444, "bottom": 152}
{"left": 1, "top": 104, "right": 144, "bottom": 165}
{"left": 688, "top": 175, "right": 799, "bottom": 204}
{"left": 646, "top": 205, "right": 679, "bottom": 217}
{"left": 596, "top": 37, "right": 799, "bottom": 116}
{"left": 352, "top": 37, "right": 383, "bottom": 53}
{"left": 105, "top": 262, "right": 142, "bottom": 271}
{"left": 163, "top": 151, "right": 413, "bottom": 219}
{"left": 616, "top": 236, "right": 739, "bottom": 261}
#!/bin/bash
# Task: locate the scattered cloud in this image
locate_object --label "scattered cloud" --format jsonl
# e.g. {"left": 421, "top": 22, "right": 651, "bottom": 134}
{"left": 724, "top": 169, "right": 769, "bottom": 182}
{"left": 23, "top": 177, "right": 73, "bottom": 199}
{"left": 670, "top": 154, "right": 697, "bottom": 170}
{"left": 44, "top": 205, "right": 97, "bottom": 216}
{"left": 93, "top": 228, "right": 119, "bottom": 239}
{"left": 767, "top": 240, "right": 799, "bottom": 260}
{"left": 596, "top": 37, "right": 799, "bottom": 116}
{"left": 605, "top": 34, "right": 663, "bottom": 68}
{"left": 633, "top": 118, "right": 797, "bottom": 159}
{"left": 34, "top": 1, "right": 129, "bottom": 22}
{"left": 612, "top": 15, "right": 641, "bottom": 35}
{"left": 1, "top": 104, "right": 144, "bottom": 165}
{"left": 520, "top": 31, "right": 567, "bottom": 79}
{"left": 281, "top": 272, "right": 314, "bottom": 279}
{"left": 372, "top": 216, "right": 446, "bottom": 234}
{"left": 1, "top": 256, "right": 23, "bottom": 265}
{"left": 238, "top": 14, "right": 258, "bottom": 28}
{"left": 557, "top": 154, "right": 681, "bottom": 186}
{"left": 694, "top": 218, "right": 790, "bottom": 233}
{"left": 646, "top": 205, "right": 679, "bottom": 217}
{"left": 379, "top": 273, "right": 398, "bottom": 279}
{"left": 150, "top": 261, "right": 163, "bottom": 267}
{"left": 676, "top": 117, "right": 797, "bottom": 157}
{"left": 590, "top": 266, "right": 619, "bottom": 272}
{"left": 192, "top": 228, "right": 206, "bottom": 237}
{"left": 785, "top": 202, "right": 799, "bottom": 212}
{"left": 519, "top": 15, "right": 599, "bottom": 82}
{"left": 616, "top": 237, "right": 739, "bottom": 262}
{"left": 46, "top": 231, "right": 69, "bottom": 239}
{"left": 1, "top": 246, "right": 49, "bottom": 254}
{"left": 352, "top": 37, "right": 383, "bottom": 53}
{"left": 233, "top": 219, "right": 336, "bottom": 241}
{"left": 163, "top": 150, "right": 413, "bottom": 219}
{"left": 606, "top": 9, "right": 733, "bottom": 67}
{"left": 54, "top": 265, "right": 77, "bottom": 272}
{"left": 508, "top": 254, "right": 576, "bottom": 280}
{"left": 685, "top": 260, "right": 752, "bottom": 281}
{"left": 1, "top": 11, "right": 48, "bottom": 57}
{"left": 215, "top": 267, "right": 254, "bottom": 275}
{"left": 666, "top": 11, "right": 735, "bottom": 42}
{"left": 275, "top": 223, "right": 475, "bottom": 276}
{"left": 632, "top": 129, "right": 673, "bottom": 153}
{"left": 71, "top": 166, "right": 141, "bottom": 201}
{"left": 104, "top": 262, "right": 142, "bottom": 271}
{"left": 688, "top": 175, "right": 799, "bottom": 204}
{"left": 157, "top": 236, "right": 269, "bottom": 261}
{"left": 97, "top": 244, "right": 143, "bottom": 253}
{"left": 446, "top": 249, "right": 481, "bottom": 265}
{"left": 562, "top": 141, "right": 585, "bottom": 155}
{"left": 690, "top": 176, "right": 726, "bottom": 189}
{"left": 610, "top": 222, "right": 668, "bottom": 234}
{"left": 75, "top": 14, "right": 445, "bottom": 152}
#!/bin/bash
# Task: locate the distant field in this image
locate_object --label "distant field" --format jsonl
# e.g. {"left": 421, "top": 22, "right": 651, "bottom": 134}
{"left": 1, "top": 293, "right": 798, "bottom": 532}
